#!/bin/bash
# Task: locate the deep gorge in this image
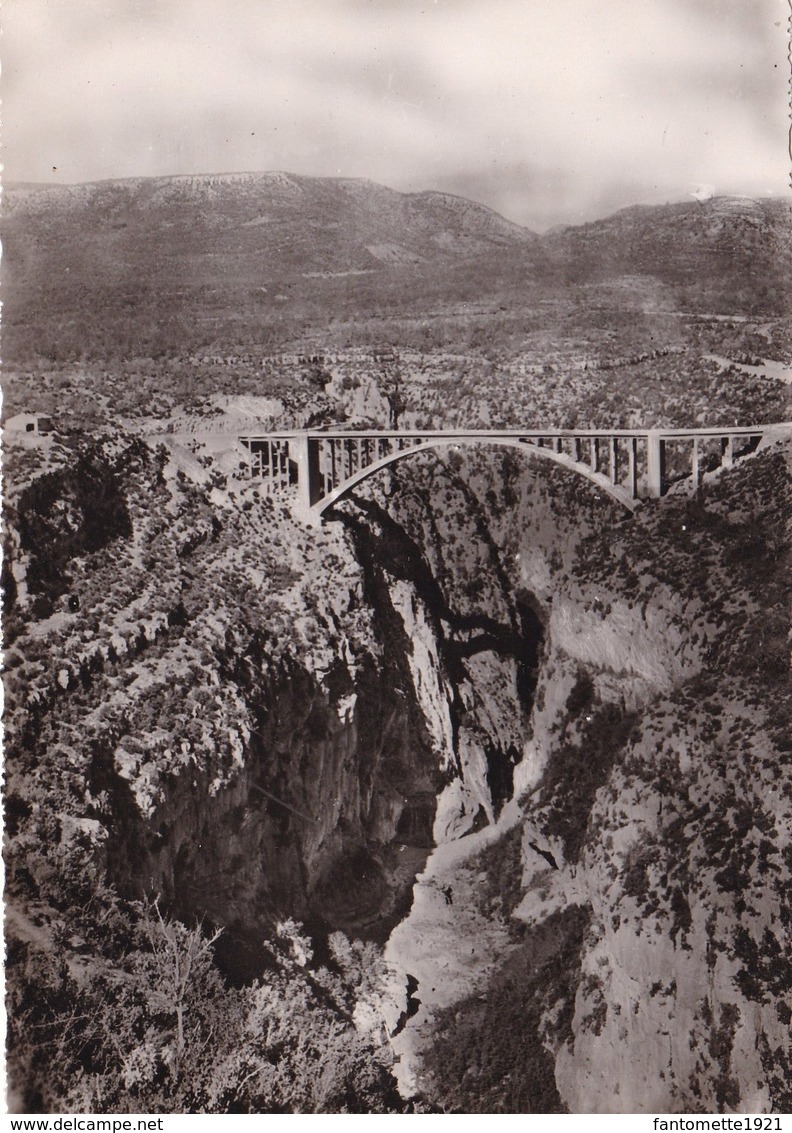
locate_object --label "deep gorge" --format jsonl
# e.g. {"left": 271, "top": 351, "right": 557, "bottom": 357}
{"left": 6, "top": 438, "right": 792, "bottom": 1112}
{"left": 91, "top": 454, "right": 551, "bottom": 971}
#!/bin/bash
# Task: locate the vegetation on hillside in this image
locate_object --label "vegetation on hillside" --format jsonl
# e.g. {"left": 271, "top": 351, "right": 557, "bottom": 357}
{"left": 10, "top": 897, "right": 405, "bottom": 1113}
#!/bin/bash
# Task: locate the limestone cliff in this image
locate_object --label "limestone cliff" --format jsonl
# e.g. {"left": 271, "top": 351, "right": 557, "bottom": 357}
{"left": 5, "top": 437, "right": 535, "bottom": 966}
{"left": 396, "top": 441, "right": 791, "bottom": 1113}
{"left": 6, "top": 431, "right": 790, "bottom": 1113}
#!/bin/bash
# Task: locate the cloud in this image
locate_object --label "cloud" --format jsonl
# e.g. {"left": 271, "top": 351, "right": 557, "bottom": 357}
{"left": 3, "top": 0, "right": 789, "bottom": 226}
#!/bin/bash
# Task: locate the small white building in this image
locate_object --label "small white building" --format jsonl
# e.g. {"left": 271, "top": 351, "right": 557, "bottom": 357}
{"left": 5, "top": 412, "right": 54, "bottom": 437}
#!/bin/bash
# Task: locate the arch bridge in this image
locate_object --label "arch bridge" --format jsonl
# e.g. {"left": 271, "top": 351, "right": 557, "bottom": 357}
{"left": 238, "top": 425, "right": 791, "bottom": 517}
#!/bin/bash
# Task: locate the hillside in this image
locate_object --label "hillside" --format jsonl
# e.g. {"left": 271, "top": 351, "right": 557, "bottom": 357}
{"left": 4, "top": 174, "right": 791, "bottom": 365}
{"left": 546, "top": 196, "right": 792, "bottom": 311}
{"left": 2, "top": 172, "right": 540, "bottom": 363}
{"left": 4, "top": 173, "right": 539, "bottom": 286}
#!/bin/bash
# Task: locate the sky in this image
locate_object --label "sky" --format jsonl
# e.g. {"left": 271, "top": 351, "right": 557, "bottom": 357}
{"left": 3, "top": 0, "right": 790, "bottom": 229}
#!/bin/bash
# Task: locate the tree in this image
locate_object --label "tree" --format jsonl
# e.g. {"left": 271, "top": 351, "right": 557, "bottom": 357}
{"left": 139, "top": 902, "right": 224, "bottom": 1073}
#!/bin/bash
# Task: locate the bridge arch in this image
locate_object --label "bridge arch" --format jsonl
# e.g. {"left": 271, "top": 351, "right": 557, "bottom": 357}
{"left": 240, "top": 424, "right": 789, "bottom": 517}
{"left": 313, "top": 435, "right": 637, "bottom": 515}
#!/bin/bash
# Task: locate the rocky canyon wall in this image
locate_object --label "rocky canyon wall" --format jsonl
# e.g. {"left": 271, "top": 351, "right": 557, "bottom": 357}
{"left": 6, "top": 435, "right": 791, "bottom": 1112}
{"left": 394, "top": 442, "right": 792, "bottom": 1114}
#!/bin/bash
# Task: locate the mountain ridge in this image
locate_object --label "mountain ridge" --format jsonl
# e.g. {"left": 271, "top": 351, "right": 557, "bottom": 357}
{"left": 3, "top": 172, "right": 790, "bottom": 364}
{"left": 6, "top": 169, "right": 788, "bottom": 229}
{"left": 3, "top": 170, "right": 539, "bottom": 243}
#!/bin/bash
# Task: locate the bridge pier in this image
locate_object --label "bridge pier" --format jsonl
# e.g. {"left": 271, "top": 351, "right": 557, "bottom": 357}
{"left": 691, "top": 437, "right": 700, "bottom": 494}
{"left": 289, "top": 434, "right": 323, "bottom": 510}
{"left": 721, "top": 435, "right": 734, "bottom": 470}
{"left": 609, "top": 437, "right": 619, "bottom": 484}
{"left": 646, "top": 431, "right": 666, "bottom": 498}
{"left": 627, "top": 438, "right": 638, "bottom": 499}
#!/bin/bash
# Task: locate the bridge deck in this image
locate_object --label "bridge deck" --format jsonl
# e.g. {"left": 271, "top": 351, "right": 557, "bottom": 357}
{"left": 237, "top": 423, "right": 792, "bottom": 516}
{"left": 239, "top": 425, "right": 785, "bottom": 440}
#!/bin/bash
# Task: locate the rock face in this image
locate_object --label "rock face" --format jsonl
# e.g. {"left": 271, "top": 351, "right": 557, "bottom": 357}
{"left": 92, "top": 646, "right": 443, "bottom": 950}
{"left": 6, "top": 430, "right": 791, "bottom": 1112}
{"left": 5, "top": 437, "right": 543, "bottom": 968}
{"left": 390, "top": 441, "right": 792, "bottom": 1113}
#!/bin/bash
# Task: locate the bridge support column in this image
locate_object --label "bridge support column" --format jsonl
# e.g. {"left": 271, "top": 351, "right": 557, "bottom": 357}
{"left": 721, "top": 435, "right": 734, "bottom": 470}
{"left": 275, "top": 440, "right": 290, "bottom": 491}
{"left": 691, "top": 437, "right": 700, "bottom": 494}
{"left": 609, "top": 437, "right": 619, "bottom": 484}
{"left": 628, "top": 438, "right": 638, "bottom": 498}
{"left": 242, "top": 440, "right": 260, "bottom": 478}
{"left": 290, "top": 434, "right": 323, "bottom": 510}
{"left": 646, "top": 431, "right": 666, "bottom": 498}
{"left": 329, "top": 441, "right": 338, "bottom": 490}
{"left": 590, "top": 437, "right": 601, "bottom": 474}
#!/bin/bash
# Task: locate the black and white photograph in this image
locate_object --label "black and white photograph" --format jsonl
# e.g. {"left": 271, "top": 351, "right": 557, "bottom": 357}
{"left": 3, "top": 0, "right": 791, "bottom": 1116}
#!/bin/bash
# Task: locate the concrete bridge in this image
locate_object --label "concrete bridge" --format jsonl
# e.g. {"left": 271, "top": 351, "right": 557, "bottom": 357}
{"left": 238, "top": 425, "right": 791, "bottom": 516}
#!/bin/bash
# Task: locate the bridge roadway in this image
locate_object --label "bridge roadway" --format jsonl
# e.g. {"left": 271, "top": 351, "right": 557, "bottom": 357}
{"left": 238, "top": 424, "right": 792, "bottom": 516}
